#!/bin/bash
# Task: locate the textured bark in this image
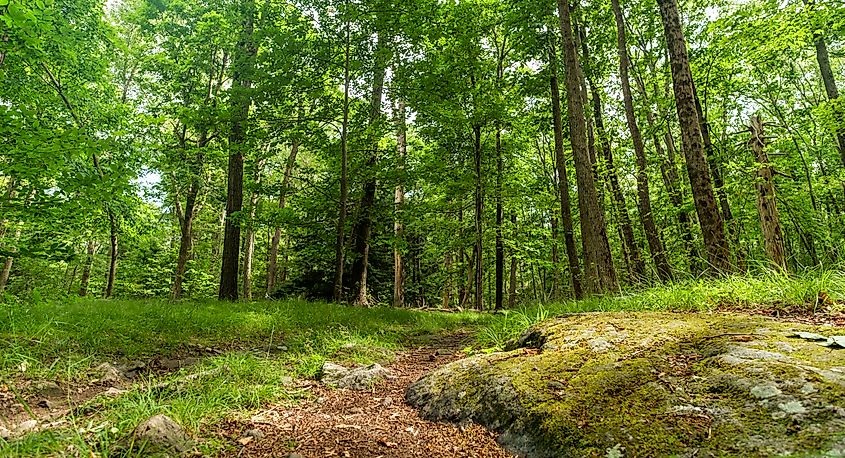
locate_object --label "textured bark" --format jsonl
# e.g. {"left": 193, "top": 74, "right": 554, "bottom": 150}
{"left": 549, "top": 42, "right": 584, "bottom": 299}
{"left": 578, "top": 24, "right": 644, "bottom": 284}
{"left": 266, "top": 141, "right": 299, "bottom": 297}
{"left": 79, "top": 241, "right": 96, "bottom": 297}
{"left": 219, "top": 0, "right": 256, "bottom": 301}
{"left": 811, "top": 20, "right": 845, "bottom": 167}
{"left": 442, "top": 252, "right": 452, "bottom": 309}
{"left": 171, "top": 131, "right": 207, "bottom": 300}
{"left": 394, "top": 101, "right": 407, "bottom": 308}
{"left": 473, "top": 124, "right": 484, "bottom": 311}
{"left": 748, "top": 116, "right": 787, "bottom": 271}
{"left": 657, "top": 0, "right": 731, "bottom": 275}
{"left": 104, "top": 211, "right": 118, "bottom": 299}
{"left": 495, "top": 128, "right": 504, "bottom": 310}
{"left": 350, "top": 31, "right": 388, "bottom": 306}
{"left": 242, "top": 159, "right": 264, "bottom": 300}
{"left": 611, "top": 0, "right": 672, "bottom": 283}
{"left": 508, "top": 213, "right": 518, "bottom": 307}
{"left": 556, "top": 0, "right": 618, "bottom": 294}
{"left": 332, "top": 20, "right": 351, "bottom": 303}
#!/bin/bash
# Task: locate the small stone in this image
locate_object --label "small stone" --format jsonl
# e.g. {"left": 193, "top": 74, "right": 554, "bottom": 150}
{"left": 96, "top": 363, "right": 125, "bottom": 383}
{"left": 132, "top": 414, "right": 193, "bottom": 454}
{"left": 791, "top": 332, "right": 828, "bottom": 342}
{"left": 750, "top": 384, "right": 782, "bottom": 400}
{"left": 103, "top": 387, "right": 128, "bottom": 397}
{"left": 320, "top": 362, "right": 393, "bottom": 390}
{"left": 381, "top": 396, "right": 394, "bottom": 407}
{"left": 349, "top": 407, "right": 363, "bottom": 415}
{"left": 244, "top": 429, "right": 265, "bottom": 441}
{"left": 13, "top": 420, "right": 39, "bottom": 435}
{"left": 37, "top": 399, "right": 54, "bottom": 409}
{"left": 0, "top": 425, "right": 9, "bottom": 439}
{"left": 32, "top": 381, "right": 64, "bottom": 398}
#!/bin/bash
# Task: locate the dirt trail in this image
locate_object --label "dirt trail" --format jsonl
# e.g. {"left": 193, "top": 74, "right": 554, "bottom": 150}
{"left": 225, "top": 335, "right": 514, "bottom": 458}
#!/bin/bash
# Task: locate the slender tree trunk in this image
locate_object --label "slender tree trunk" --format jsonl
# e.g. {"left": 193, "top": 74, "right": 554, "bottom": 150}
{"left": 104, "top": 209, "right": 119, "bottom": 298}
{"left": 172, "top": 178, "right": 199, "bottom": 300}
{"left": 333, "top": 20, "right": 351, "bottom": 303}
{"left": 494, "top": 128, "right": 504, "bottom": 310}
{"left": 508, "top": 214, "right": 518, "bottom": 307}
{"left": 219, "top": 0, "right": 256, "bottom": 301}
{"left": 242, "top": 159, "right": 264, "bottom": 300}
{"left": 394, "top": 101, "right": 407, "bottom": 308}
{"left": 809, "top": 11, "right": 845, "bottom": 167}
{"left": 611, "top": 0, "right": 672, "bottom": 283}
{"left": 350, "top": 32, "right": 388, "bottom": 306}
{"left": 79, "top": 241, "right": 96, "bottom": 297}
{"left": 266, "top": 141, "right": 299, "bottom": 296}
{"left": 657, "top": 0, "right": 731, "bottom": 274}
{"left": 550, "top": 216, "right": 561, "bottom": 299}
{"left": 549, "top": 43, "right": 584, "bottom": 299}
{"left": 442, "top": 252, "right": 452, "bottom": 308}
{"left": 473, "top": 124, "right": 484, "bottom": 310}
{"left": 556, "top": 0, "right": 618, "bottom": 294}
{"left": 748, "top": 116, "right": 787, "bottom": 271}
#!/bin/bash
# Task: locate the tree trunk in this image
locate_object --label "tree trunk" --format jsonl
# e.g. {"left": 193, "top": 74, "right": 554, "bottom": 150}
{"left": 748, "top": 116, "right": 787, "bottom": 271}
{"left": 473, "top": 124, "right": 484, "bottom": 311}
{"left": 394, "top": 101, "right": 407, "bottom": 308}
{"left": 266, "top": 141, "right": 299, "bottom": 297}
{"left": 442, "top": 252, "right": 452, "bottom": 308}
{"left": 219, "top": 0, "right": 256, "bottom": 301}
{"left": 810, "top": 15, "right": 845, "bottom": 167}
{"left": 172, "top": 177, "right": 200, "bottom": 300}
{"left": 508, "top": 214, "right": 518, "bottom": 307}
{"left": 495, "top": 128, "right": 504, "bottom": 310}
{"left": 611, "top": 0, "right": 672, "bottom": 283}
{"left": 104, "top": 209, "right": 119, "bottom": 299}
{"left": 79, "top": 241, "right": 96, "bottom": 297}
{"left": 242, "top": 159, "right": 264, "bottom": 300}
{"left": 332, "top": 19, "right": 352, "bottom": 303}
{"left": 657, "top": 0, "right": 731, "bottom": 275}
{"left": 556, "top": 0, "right": 618, "bottom": 294}
{"left": 350, "top": 31, "right": 388, "bottom": 306}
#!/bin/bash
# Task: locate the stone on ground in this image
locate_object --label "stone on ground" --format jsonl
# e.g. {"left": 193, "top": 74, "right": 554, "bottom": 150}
{"left": 320, "top": 362, "right": 393, "bottom": 390}
{"left": 32, "top": 381, "right": 64, "bottom": 398}
{"left": 131, "top": 414, "right": 193, "bottom": 456}
{"left": 406, "top": 312, "right": 845, "bottom": 458}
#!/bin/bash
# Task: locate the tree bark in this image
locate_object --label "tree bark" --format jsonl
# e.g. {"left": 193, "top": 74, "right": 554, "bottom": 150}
{"left": 79, "top": 241, "right": 96, "bottom": 297}
{"left": 473, "top": 123, "right": 484, "bottom": 310}
{"left": 219, "top": 0, "right": 256, "bottom": 301}
{"left": 394, "top": 101, "right": 407, "bottom": 308}
{"left": 611, "top": 0, "right": 672, "bottom": 283}
{"left": 266, "top": 141, "right": 299, "bottom": 297}
{"left": 242, "top": 159, "right": 264, "bottom": 300}
{"left": 495, "top": 128, "right": 504, "bottom": 310}
{"left": 104, "top": 210, "right": 118, "bottom": 299}
{"left": 810, "top": 11, "right": 845, "bottom": 167}
{"left": 332, "top": 16, "right": 352, "bottom": 303}
{"left": 556, "top": 0, "right": 618, "bottom": 294}
{"left": 657, "top": 0, "right": 731, "bottom": 275}
{"left": 350, "top": 31, "right": 388, "bottom": 306}
{"left": 748, "top": 115, "right": 787, "bottom": 271}
{"left": 549, "top": 42, "right": 584, "bottom": 299}
{"left": 508, "top": 213, "right": 518, "bottom": 307}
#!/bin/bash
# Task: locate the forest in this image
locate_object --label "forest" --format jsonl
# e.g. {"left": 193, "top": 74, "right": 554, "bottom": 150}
{"left": 0, "top": 0, "right": 841, "bottom": 306}
{"left": 2, "top": 0, "right": 845, "bottom": 456}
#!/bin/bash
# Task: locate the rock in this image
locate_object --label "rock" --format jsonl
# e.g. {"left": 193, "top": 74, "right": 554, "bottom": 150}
{"left": 32, "top": 381, "right": 64, "bottom": 398}
{"left": 822, "top": 336, "right": 845, "bottom": 349}
{"left": 244, "top": 429, "right": 264, "bottom": 441}
{"left": 406, "top": 313, "right": 845, "bottom": 458}
{"left": 37, "top": 399, "right": 55, "bottom": 409}
{"left": 13, "top": 420, "right": 39, "bottom": 436}
{"left": 791, "top": 332, "right": 828, "bottom": 342}
{"left": 320, "top": 362, "right": 393, "bottom": 390}
{"left": 103, "top": 387, "right": 128, "bottom": 397}
{"left": 131, "top": 414, "right": 193, "bottom": 455}
{"left": 96, "top": 363, "right": 125, "bottom": 384}
{"left": 0, "top": 425, "right": 9, "bottom": 439}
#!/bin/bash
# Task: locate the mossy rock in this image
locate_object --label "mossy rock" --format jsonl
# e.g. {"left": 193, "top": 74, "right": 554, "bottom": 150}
{"left": 406, "top": 313, "right": 845, "bottom": 457}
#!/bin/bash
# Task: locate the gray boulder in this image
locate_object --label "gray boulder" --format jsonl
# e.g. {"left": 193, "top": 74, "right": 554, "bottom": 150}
{"left": 131, "top": 414, "right": 193, "bottom": 456}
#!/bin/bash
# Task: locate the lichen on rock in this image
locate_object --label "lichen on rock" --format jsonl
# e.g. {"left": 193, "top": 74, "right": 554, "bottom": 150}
{"left": 406, "top": 313, "right": 845, "bottom": 457}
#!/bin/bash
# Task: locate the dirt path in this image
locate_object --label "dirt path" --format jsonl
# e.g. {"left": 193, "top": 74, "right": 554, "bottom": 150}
{"left": 224, "top": 335, "right": 514, "bottom": 458}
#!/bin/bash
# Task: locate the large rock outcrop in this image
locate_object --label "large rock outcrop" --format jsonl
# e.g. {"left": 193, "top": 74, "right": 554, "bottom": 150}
{"left": 406, "top": 313, "right": 845, "bottom": 457}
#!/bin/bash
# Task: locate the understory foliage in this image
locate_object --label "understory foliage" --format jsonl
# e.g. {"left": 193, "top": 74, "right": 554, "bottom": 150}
{"left": 0, "top": 0, "right": 843, "bottom": 307}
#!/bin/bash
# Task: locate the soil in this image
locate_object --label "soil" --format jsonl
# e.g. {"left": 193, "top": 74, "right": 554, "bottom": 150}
{"left": 219, "top": 334, "right": 515, "bottom": 458}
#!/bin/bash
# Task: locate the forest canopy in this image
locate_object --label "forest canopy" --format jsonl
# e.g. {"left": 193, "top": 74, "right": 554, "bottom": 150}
{"left": 1, "top": 0, "right": 844, "bottom": 308}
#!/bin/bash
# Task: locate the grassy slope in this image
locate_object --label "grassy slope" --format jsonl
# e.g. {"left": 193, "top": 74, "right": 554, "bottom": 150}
{"left": 0, "top": 269, "right": 843, "bottom": 456}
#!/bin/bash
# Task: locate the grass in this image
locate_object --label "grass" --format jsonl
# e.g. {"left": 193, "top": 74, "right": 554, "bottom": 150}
{"left": 1, "top": 269, "right": 843, "bottom": 456}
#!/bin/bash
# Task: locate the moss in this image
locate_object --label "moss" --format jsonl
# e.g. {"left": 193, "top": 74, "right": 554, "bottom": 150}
{"left": 412, "top": 312, "right": 845, "bottom": 457}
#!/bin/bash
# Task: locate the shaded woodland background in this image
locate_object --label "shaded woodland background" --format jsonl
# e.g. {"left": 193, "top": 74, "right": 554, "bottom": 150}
{"left": 0, "top": 0, "right": 843, "bottom": 308}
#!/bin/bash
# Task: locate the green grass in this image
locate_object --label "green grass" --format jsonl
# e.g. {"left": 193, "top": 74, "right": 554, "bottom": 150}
{"left": 1, "top": 269, "right": 842, "bottom": 456}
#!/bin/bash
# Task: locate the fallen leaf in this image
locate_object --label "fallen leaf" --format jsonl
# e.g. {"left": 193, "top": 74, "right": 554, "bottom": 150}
{"left": 238, "top": 436, "right": 253, "bottom": 446}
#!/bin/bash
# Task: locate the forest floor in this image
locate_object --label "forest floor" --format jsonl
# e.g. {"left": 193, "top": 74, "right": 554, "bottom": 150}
{"left": 0, "top": 270, "right": 844, "bottom": 456}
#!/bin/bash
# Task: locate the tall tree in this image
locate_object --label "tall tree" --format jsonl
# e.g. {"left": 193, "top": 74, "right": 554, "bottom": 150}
{"left": 657, "top": 0, "right": 731, "bottom": 274}
{"left": 556, "top": 0, "right": 618, "bottom": 294}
